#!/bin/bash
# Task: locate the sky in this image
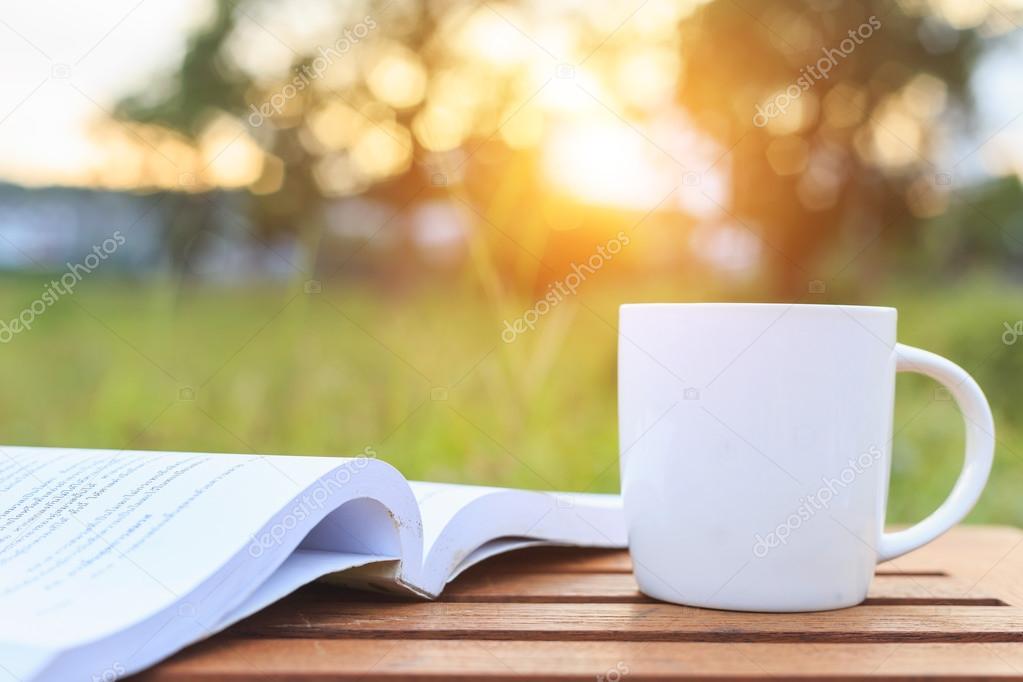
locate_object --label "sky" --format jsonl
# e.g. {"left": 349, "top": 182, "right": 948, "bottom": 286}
{"left": 0, "top": 0, "right": 211, "bottom": 185}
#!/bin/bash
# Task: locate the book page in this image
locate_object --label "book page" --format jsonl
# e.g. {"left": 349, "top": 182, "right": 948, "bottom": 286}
{"left": 0, "top": 446, "right": 418, "bottom": 682}
{"left": 408, "top": 481, "right": 626, "bottom": 595}
{"left": 409, "top": 481, "right": 505, "bottom": 554}
{"left": 0, "top": 448, "right": 347, "bottom": 645}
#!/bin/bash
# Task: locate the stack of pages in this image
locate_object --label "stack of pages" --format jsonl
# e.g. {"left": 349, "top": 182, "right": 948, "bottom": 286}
{"left": 0, "top": 447, "right": 625, "bottom": 681}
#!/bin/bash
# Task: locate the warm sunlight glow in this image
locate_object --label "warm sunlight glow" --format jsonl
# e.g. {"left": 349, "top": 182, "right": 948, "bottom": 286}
{"left": 200, "top": 115, "right": 265, "bottom": 188}
{"left": 543, "top": 119, "right": 675, "bottom": 210}
{"left": 535, "top": 65, "right": 614, "bottom": 115}
{"left": 499, "top": 104, "right": 545, "bottom": 149}
{"left": 613, "top": 49, "right": 680, "bottom": 109}
{"left": 453, "top": 5, "right": 532, "bottom": 69}
{"left": 351, "top": 121, "right": 413, "bottom": 179}
{"left": 366, "top": 44, "right": 428, "bottom": 109}
{"left": 413, "top": 104, "right": 470, "bottom": 152}
{"left": 308, "top": 101, "right": 365, "bottom": 150}
{"left": 860, "top": 97, "right": 924, "bottom": 169}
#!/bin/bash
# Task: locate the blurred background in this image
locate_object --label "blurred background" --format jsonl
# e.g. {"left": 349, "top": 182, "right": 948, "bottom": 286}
{"left": 0, "top": 0, "right": 1021, "bottom": 524}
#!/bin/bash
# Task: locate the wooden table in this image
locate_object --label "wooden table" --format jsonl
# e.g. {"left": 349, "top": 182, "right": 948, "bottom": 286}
{"left": 139, "top": 525, "right": 1023, "bottom": 680}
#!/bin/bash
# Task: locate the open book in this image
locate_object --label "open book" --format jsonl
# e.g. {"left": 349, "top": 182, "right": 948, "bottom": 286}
{"left": 0, "top": 447, "right": 624, "bottom": 682}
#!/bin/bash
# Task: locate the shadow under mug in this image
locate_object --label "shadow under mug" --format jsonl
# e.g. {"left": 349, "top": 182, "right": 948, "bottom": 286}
{"left": 618, "top": 303, "right": 995, "bottom": 612}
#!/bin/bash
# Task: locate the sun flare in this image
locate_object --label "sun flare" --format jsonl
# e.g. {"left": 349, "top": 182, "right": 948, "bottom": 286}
{"left": 543, "top": 119, "right": 677, "bottom": 210}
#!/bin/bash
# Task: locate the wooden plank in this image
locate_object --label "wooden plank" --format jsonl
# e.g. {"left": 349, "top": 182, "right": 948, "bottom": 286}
{"left": 866, "top": 574, "right": 1006, "bottom": 605}
{"left": 884, "top": 527, "right": 1023, "bottom": 578}
{"left": 134, "top": 526, "right": 1023, "bottom": 680}
{"left": 887, "top": 526, "right": 1023, "bottom": 609}
{"left": 135, "top": 640, "right": 1023, "bottom": 680}
{"left": 439, "top": 572, "right": 1005, "bottom": 605}
{"left": 228, "top": 602, "right": 1023, "bottom": 642}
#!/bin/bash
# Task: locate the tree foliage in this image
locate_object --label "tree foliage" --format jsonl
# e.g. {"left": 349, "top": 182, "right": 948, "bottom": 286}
{"left": 117, "top": 0, "right": 989, "bottom": 294}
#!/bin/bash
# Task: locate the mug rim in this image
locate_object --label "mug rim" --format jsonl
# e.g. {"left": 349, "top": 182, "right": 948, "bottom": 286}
{"left": 620, "top": 302, "right": 895, "bottom": 313}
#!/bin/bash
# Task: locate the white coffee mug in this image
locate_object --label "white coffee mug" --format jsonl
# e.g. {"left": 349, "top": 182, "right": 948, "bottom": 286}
{"left": 618, "top": 303, "right": 994, "bottom": 612}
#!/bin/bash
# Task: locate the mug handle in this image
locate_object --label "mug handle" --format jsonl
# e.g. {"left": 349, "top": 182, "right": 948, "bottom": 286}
{"left": 877, "top": 343, "right": 996, "bottom": 562}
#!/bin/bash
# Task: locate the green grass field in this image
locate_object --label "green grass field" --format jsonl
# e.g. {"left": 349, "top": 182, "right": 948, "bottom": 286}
{"left": 0, "top": 273, "right": 1020, "bottom": 526}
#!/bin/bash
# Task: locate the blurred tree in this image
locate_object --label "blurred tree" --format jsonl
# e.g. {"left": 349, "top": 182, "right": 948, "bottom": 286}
{"left": 115, "top": 0, "right": 992, "bottom": 295}
{"left": 674, "top": 0, "right": 982, "bottom": 293}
